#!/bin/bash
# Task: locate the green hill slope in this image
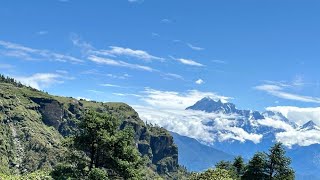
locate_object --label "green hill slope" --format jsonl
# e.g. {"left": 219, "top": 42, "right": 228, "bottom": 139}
{"left": 0, "top": 77, "right": 185, "bottom": 179}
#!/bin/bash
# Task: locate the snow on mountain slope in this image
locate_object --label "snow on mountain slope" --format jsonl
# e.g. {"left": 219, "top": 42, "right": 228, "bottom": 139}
{"left": 136, "top": 97, "right": 320, "bottom": 179}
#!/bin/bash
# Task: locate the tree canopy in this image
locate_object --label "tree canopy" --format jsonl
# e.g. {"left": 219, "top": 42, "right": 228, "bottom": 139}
{"left": 213, "top": 143, "right": 294, "bottom": 180}
{"left": 51, "top": 110, "right": 143, "bottom": 179}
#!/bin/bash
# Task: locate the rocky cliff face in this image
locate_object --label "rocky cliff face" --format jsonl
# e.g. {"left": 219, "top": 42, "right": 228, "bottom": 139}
{"left": 0, "top": 81, "right": 180, "bottom": 176}
{"left": 149, "top": 127, "right": 179, "bottom": 174}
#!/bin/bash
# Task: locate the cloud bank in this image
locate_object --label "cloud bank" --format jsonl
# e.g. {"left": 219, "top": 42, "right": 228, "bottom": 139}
{"left": 134, "top": 106, "right": 262, "bottom": 144}
{"left": 266, "top": 106, "right": 320, "bottom": 126}
{"left": 133, "top": 88, "right": 262, "bottom": 144}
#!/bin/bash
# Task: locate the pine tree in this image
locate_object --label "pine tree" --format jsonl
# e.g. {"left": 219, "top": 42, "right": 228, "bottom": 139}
{"left": 243, "top": 152, "right": 268, "bottom": 180}
{"left": 233, "top": 156, "right": 245, "bottom": 177}
{"left": 266, "top": 143, "right": 294, "bottom": 180}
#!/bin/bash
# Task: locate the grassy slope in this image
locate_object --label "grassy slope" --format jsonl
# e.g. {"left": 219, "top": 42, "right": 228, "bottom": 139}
{"left": 0, "top": 82, "right": 184, "bottom": 179}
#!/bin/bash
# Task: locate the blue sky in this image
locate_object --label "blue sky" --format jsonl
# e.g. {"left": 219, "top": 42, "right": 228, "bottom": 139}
{"left": 1, "top": 0, "right": 320, "bottom": 112}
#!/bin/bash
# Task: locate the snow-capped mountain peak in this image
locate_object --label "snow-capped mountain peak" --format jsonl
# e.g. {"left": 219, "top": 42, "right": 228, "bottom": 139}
{"left": 300, "top": 120, "right": 320, "bottom": 131}
{"left": 186, "top": 97, "right": 240, "bottom": 114}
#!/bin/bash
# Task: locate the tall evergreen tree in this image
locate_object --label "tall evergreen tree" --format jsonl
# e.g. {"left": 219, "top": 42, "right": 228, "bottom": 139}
{"left": 243, "top": 152, "right": 268, "bottom": 180}
{"left": 266, "top": 143, "right": 294, "bottom": 180}
{"left": 233, "top": 156, "right": 245, "bottom": 177}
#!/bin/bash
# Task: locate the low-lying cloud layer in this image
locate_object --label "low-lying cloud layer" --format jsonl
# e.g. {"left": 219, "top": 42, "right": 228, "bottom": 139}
{"left": 133, "top": 88, "right": 262, "bottom": 144}
{"left": 266, "top": 106, "right": 320, "bottom": 125}
{"left": 134, "top": 106, "right": 263, "bottom": 144}
{"left": 276, "top": 129, "right": 320, "bottom": 147}
{"left": 133, "top": 88, "right": 320, "bottom": 147}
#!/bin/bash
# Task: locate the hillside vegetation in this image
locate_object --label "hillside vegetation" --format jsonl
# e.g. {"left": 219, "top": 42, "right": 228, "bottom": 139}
{"left": 0, "top": 75, "right": 186, "bottom": 179}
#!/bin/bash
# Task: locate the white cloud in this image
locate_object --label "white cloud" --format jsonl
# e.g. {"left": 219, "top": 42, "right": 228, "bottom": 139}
{"left": 134, "top": 106, "right": 262, "bottom": 144}
{"left": 257, "top": 118, "right": 294, "bottom": 131}
{"left": 135, "top": 106, "right": 216, "bottom": 143}
{"left": 276, "top": 129, "right": 320, "bottom": 147}
{"left": 212, "top": 118, "right": 262, "bottom": 143}
{"left": 72, "top": 36, "right": 185, "bottom": 80}
{"left": 255, "top": 84, "right": 320, "bottom": 103}
{"left": 266, "top": 106, "right": 320, "bottom": 126}
{"left": 15, "top": 73, "right": 64, "bottom": 90}
{"left": 94, "top": 46, "right": 164, "bottom": 62}
{"left": 187, "top": 43, "right": 204, "bottom": 51}
{"left": 37, "top": 31, "right": 48, "bottom": 35}
{"left": 292, "top": 75, "right": 305, "bottom": 87}
{"left": 221, "top": 126, "right": 262, "bottom": 143}
{"left": 128, "top": 0, "right": 144, "bottom": 3}
{"left": 135, "top": 87, "right": 320, "bottom": 146}
{"left": 0, "top": 40, "right": 83, "bottom": 63}
{"left": 81, "top": 69, "right": 131, "bottom": 80}
{"left": 70, "top": 34, "right": 94, "bottom": 55}
{"left": 71, "top": 36, "right": 163, "bottom": 62}
{"left": 113, "top": 93, "right": 141, "bottom": 97}
{"left": 87, "top": 90, "right": 104, "bottom": 94}
{"left": 161, "top": 19, "right": 172, "bottom": 23}
{"left": 132, "top": 87, "right": 320, "bottom": 146}
{"left": 133, "top": 86, "right": 320, "bottom": 147}
{"left": 151, "top": 32, "right": 160, "bottom": 37}
{"left": 140, "top": 88, "right": 230, "bottom": 110}
{"left": 106, "top": 73, "right": 131, "bottom": 79}
{"left": 195, "top": 79, "right": 204, "bottom": 85}
{"left": 175, "top": 58, "right": 204, "bottom": 67}
{"left": 261, "top": 106, "right": 320, "bottom": 147}
{"left": 55, "top": 70, "right": 68, "bottom": 74}
{"left": 88, "top": 55, "right": 155, "bottom": 72}
{"left": 162, "top": 73, "right": 184, "bottom": 80}
{"left": 100, "top": 83, "right": 121, "bottom": 88}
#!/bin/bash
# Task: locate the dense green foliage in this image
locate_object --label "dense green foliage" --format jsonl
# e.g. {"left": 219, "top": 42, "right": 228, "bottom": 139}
{"left": 266, "top": 143, "right": 295, "bottom": 180}
{"left": 213, "top": 143, "right": 295, "bottom": 180}
{"left": 51, "top": 110, "right": 143, "bottom": 179}
{"left": 189, "top": 168, "right": 233, "bottom": 180}
{"left": 233, "top": 156, "right": 245, "bottom": 178}
{"left": 243, "top": 152, "right": 268, "bottom": 179}
{"left": 0, "top": 171, "right": 52, "bottom": 180}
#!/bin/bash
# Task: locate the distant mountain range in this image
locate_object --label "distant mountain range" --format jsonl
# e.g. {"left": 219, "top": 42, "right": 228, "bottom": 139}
{"left": 173, "top": 97, "right": 320, "bottom": 179}
{"left": 170, "top": 131, "right": 234, "bottom": 172}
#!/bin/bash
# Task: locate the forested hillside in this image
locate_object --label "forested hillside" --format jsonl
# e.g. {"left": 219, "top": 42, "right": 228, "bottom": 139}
{"left": 0, "top": 75, "right": 186, "bottom": 179}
